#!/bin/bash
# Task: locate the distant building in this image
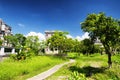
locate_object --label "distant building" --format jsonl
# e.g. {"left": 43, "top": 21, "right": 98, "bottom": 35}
{"left": 94, "top": 38, "right": 102, "bottom": 45}
{"left": 0, "top": 19, "right": 14, "bottom": 56}
{"left": 45, "top": 30, "right": 58, "bottom": 54}
{"left": 0, "top": 19, "right": 12, "bottom": 41}
{"left": 45, "top": 30, "right": 55, "bottom": 40}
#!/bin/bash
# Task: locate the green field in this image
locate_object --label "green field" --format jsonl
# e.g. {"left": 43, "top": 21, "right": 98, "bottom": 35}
{"left": 0, "top": 56, "right": 66, "bottom": 80}
{"left": 46, "top": 53, "right": 120, "bottom": 80}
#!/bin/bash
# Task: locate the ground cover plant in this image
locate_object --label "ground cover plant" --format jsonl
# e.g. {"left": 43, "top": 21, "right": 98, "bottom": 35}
{"left": 46, "top": 53, "right": 120, "bottom": 80}
{"left": 0, "top": 56, "right": 66, "bottom": 80}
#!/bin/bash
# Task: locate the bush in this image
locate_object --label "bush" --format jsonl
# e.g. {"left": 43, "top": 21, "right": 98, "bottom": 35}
{"left": 10, "top": 51, "right": 33, "bottom": 61}
{"left": 16, "top": 51, "right": 32, "bottom": 60}
{"left": 10, "top": 54, "right": 17, "bottom": 60}
{"left": 68, "top": 71, "right": 87, "bottom": 80}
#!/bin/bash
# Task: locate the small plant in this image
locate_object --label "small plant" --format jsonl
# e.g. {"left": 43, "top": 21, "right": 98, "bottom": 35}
{"left": 68, "top": 71, "right": 87, "bottom": 80}
{"left": 10, "top": 54, "right": 17, "bottom": 60}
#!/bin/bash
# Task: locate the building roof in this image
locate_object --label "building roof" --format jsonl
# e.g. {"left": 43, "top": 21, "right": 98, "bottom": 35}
{"left": 0, "top": 19, "right": 11, "bottom": 29}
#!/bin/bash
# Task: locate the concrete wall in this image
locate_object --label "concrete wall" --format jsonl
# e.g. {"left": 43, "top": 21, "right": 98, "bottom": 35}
{"left": 0, "top": 47, "right": 16, "bottom": 56}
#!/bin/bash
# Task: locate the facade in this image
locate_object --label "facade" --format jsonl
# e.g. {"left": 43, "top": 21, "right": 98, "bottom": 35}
{"left": 0, "top": 19, "right": 12, "bottom": 40}
{"left": 0, "top": 19, "right": 12, "bottom": 47}
{"left": 0, "top": 19, "right": 14, "bottom": 56}
{"left": 45, "top": 30, "right": 55, "bottom": 40}
{"left": 45, "top": 30, "right": 58, "bottom": 54}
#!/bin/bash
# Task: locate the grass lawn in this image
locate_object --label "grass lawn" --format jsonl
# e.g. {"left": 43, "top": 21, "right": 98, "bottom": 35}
{"left": 0, "top": 55, "right": 66, "bottom": 80}
{"left": 46, "top": 53, "right": 120, "bottom": 80}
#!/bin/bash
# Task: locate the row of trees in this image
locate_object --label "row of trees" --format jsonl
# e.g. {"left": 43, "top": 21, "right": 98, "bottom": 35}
{"left": 0, "top": 31, "right": 102, "bottom": 60}
{"left": 47, "top": 31, "right": 102, "bottom": 55}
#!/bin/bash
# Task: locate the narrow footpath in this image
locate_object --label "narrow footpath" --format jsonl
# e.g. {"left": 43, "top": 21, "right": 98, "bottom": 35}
{"left": 27, "top": 59, "right": 75, "bottom": 80}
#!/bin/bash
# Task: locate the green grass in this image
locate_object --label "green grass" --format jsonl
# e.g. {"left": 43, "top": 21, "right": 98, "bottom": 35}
{"left": 67, "top": 52, "right": 80, "bottom": 59}
{"left": 46, "top": 53, "right": 120, "bottom": 80}
{"left": 0, "top": 56, "right": 66, "bottom": 80}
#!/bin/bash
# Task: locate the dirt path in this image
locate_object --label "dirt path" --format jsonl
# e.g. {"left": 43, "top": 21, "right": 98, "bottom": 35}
{"left": 27, "top": 59, "right": 75, "bottom": 80}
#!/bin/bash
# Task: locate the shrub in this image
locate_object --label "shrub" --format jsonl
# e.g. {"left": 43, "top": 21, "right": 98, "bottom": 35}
{"left": 10, "top": 54, "right": 17, "bottom": 60}
{"left": 68, "top": 71, "right": 87, "bottom": 80}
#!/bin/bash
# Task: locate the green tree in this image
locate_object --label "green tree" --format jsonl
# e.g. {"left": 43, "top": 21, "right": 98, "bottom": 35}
{"left": 4, "top": 34, "right": 26, "bottom": 48}
{"left": 47, "top": 31, "right": 68, "bottom": 54}
{"left": 73, "top": 39, "right": 81, "bottom": 55}
{"left": 14, "top": 34, "right": 26, "bottom": 48}
{"left": 25, "top": 36, "right": 40, "bottom": 55}
{"left": 0, "top": 39, "right": 3, "bottom": 46}
{"left": 4, "top": 35, "right": 17, "bottom": 47}
{"left": 81, "top": 12, "right": 120, "bottom": 68}
{"left": 39, "top": 41, "right": 46, "bottom": 54}
{"left": 63, "top": 38, "right": 75, "bottom": 53}
{"left": 80, "top": 38, "right": 94, "bottom": 55}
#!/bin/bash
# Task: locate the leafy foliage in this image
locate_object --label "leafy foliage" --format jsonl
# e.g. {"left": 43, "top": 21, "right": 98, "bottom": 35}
{"left": 68, "top": 71, "right": 86, "bottom": 80}
{"left": 47, "top": 31, "right": 68, "bottom": 54}
{"left": 25, "top": 36, "right": 40, "bottom": 55}
{"left": 81, "top": 12, "right": 120, "bottom": 67}
{"left": 0, "top": 39, "right": 3, "bottom": 46}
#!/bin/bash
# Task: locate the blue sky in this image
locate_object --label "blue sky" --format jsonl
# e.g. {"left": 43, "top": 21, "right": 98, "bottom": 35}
{"left": 0, "top": 0, "right": 120, "bottom": 39}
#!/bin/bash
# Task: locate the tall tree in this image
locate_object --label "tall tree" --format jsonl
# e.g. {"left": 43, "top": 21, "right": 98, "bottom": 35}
{"left": 81, "top": 12, "right": 120, "bottom": 68}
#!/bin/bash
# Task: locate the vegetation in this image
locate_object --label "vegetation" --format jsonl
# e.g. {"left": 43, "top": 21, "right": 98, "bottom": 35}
{"left": 1, "top": 12, "right": 120, "bottom": 80}
{"left": 0, "top": 56, "right": 66, "bottom": 80}
{"left": 46, "top": 53, "right": 120, "bottom": 80}
{"left": 47, "top": 31, "right": 69, "bottom": 54}
{"left": 0, "top": 39, "right": 3, "bottom": 46}
{"left": 81, "top": 12, "right": 120, "bottom": 68}
{"left": 4, "top": 34, "right": 46, "bottom": 60}
{"left": 80, "top": 38, "right": 94, "bottom": 55}
{"left": 25, "top": 36, "right": 41, "bottom": 55}
{"left": 68, "top": 71, "right": 86, "bottom": 80}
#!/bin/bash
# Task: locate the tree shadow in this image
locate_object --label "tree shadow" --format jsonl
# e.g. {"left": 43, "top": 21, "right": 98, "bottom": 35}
{"left": 69, "top": 66, "right": 107, "bottom": 77}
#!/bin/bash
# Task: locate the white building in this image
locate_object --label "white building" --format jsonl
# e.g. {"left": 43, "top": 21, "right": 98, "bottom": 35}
{"left": 0, "top": 19, "right": 15, "bottom": 56}
{"left": 0, "top": 19, "right": 12, "bottom": 38}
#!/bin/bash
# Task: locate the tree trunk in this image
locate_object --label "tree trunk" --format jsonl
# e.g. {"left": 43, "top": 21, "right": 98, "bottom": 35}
{"left": 108, "top": 51, "right": 112, "bottom": 68}
{"left": 104, "top": 44, "right": 112, "bottom": 68}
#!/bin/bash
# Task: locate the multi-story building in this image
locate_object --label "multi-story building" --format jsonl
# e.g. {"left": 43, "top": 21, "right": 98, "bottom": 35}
{"left": 0, "top": 19, "right": 12, "bottom": 46}
{"left": 0, "top": 19, "right": 15, "bottom": 56}
{"left": 0, "top": 19, "right": 12, "bottom": 39}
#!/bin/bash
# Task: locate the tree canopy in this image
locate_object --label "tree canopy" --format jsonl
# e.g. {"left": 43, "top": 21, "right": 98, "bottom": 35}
{"left": 81, "top": 12, "right": 120, "bottom": 68}
{"left": 47, "top": 31, "right": 68, "bottom": 54}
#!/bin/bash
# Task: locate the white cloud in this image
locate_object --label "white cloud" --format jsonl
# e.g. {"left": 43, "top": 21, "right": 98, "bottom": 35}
{"left": 25, "top": 31, "right": 89, "bottom": 41}
{"left": 18, "top": 23, "right": 25, "bottom": 27}
{"left": 76, "top": 32, "right": 89, "bottom": 41}
{"left": 66, "top": 34, "right": 73, "bottom": 39}
{"left": 26, "top": 31, "right": 45, "bottom": 41}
